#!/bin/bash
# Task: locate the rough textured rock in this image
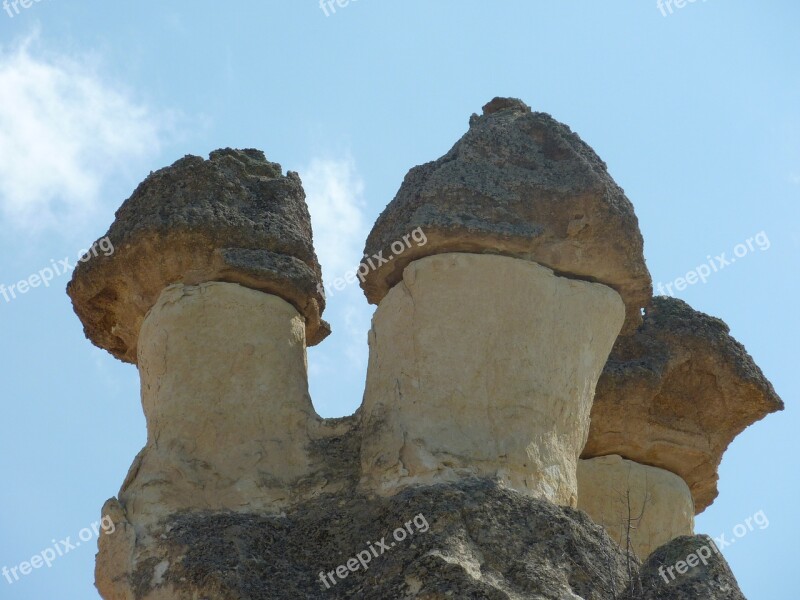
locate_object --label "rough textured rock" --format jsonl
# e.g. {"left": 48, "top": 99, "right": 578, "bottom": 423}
{"left": 121, "top": 282, "right": 352, "bottom": 531}
{"left": 67, "top": 148, "right": 329, "bottom": 364}
{"left": 67, "top": 129, "right": 777, "bottom": 599}
{"left": 583, "top": 296, "right": 784, "bottom": 513}
{"left": 631, "top": 535, "right": 746, "bottom": 599}
{"left": 97, "top": 479, "right": 640, "bottom": 600}
{"left": 360, "top": 253, "right": 625, "bottom": 506}
{"left": 577, "top": 455, "right": 694, "bottom": 560}
{"left": 361, "top": 97, "right": 651, "bottom": 333}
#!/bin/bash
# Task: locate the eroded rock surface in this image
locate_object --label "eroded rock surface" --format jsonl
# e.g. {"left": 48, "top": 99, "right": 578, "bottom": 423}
{"left": 583, "top": 296, "right": 784, "bottom": 512}
{"left": 632, "top": 535, "right": 746, "bottom": 599}
{"left": 361, "top": 97, "right": 651, "bottom": 332}
{"left": 577, "top": 455, "right": 694, "bottom": 559}
{"left": 360, "top": 253, "right": 625, "bottom": 506}
{"left": 68, "top": 148, "right": 329, "bottom": 364}
{"left": 123, "top": 282, "right": 341, "bottom": 530}
{"left": 97, "top": 479, "right": 640, "bottom": 600}
{"left": 62, "top": 125, "right": 775, "bottom": 599}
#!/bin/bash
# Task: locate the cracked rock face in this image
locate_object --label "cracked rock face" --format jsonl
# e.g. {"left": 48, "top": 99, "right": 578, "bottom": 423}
{"left": 67, "top": 148, "right": 329, "bottom": 364}
{"left": 361, "top": 97, "right": 652, "bottom": 333}
{"left": 583, "top": 296, "right": 784, "bottom": 513}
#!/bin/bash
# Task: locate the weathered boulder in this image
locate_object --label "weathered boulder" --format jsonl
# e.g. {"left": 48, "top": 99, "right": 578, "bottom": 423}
{"left": 631, "top": 535, "right": 746, "bottom": 599}
{"left": 577, "top": 455, "right": 694, "bottom": 560}
{"left": 67, "top": 148, "right": 329, "bottom": 364}
{"left": 360, "top": 253, "right": 625, "bottom": 506}
{"left": 583, "top": 296, "right": 784, "bottom": 512}
{"left": 361, "top": 97, "right": 652, "bottom": 333}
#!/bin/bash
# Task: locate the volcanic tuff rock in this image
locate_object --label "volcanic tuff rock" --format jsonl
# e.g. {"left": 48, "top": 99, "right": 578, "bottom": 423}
{"left": 361, "top": 97, "right": 652, "bottom": 333}
{"left": 121, "top": 282, "right": 344, "bottom": 530}
{"left": 632, "top": 535, "right": 746, "bottom": 600}
{"left": 67, "top": 148, "right": 329, "bottom": 364}
{"left": 583, "top": 296, "right": 784, "bottom": 512}
{"left": 577, "top": 455, "right": 694, "bottom": 559}
{"left": 98, "top": 479, "right": 640, "bottom": 600}
{"left": 99, "top": 480, "right": 749, "bottom": 600}
{"left": 360, "top": 252, "right": 625, "bottom": 505}
{"left": 66, "top": 99, "right": 779, "bottom": 600}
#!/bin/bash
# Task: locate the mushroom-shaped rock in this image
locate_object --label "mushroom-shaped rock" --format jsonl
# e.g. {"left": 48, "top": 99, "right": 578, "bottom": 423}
{"left": 361, "top": 97, "right": 652, "bottom": 332}
{"left": 67, "top": 148, "right": 329, "bottom": 363}
{"left": 583, "top": 296, "right": 784, "bottom": 513}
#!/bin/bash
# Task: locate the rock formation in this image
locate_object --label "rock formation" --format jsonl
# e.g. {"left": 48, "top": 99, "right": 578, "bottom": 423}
{"left": 69, "top": 149, "right": 349, "bottom": 598}
{"left": 67, "top": 99, "right": 779, "bottom": 599}
{"left": 634, "top": 535, "right": 747, "bottom": 600}
{"left": 359, "top": 97, "right": 651, "bottom": 506}
{"left": 361, "top": 97, "right": 652, "bottom": 334}
{"left": 582, "top": 295, "right": 784, "bottom": 513}
{"left": 359, "top": 253, "right": 624, "bottom": 506}
{"left": 68, "top": 148, "right": 330, "bottom": 365}
{"left": 577, "top": 455, "right": 694, "bottom": 559}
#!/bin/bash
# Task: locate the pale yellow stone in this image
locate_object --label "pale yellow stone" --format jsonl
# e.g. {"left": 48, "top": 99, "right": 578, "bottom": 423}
{"left": 577, "top": 455, "right": 695, "bottom": 559}
{"left": 359, "top": 253, "right": 625, "bottom": 506}
{"left": 121, "top": 282, "right": 319, "bottom": 528}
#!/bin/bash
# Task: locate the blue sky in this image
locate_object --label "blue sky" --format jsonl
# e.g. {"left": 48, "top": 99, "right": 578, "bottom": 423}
{"left": 0, "top": 2, "right": 797, "bottom": 598}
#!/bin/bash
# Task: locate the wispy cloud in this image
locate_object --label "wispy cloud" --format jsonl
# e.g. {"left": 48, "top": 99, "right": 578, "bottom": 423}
{"left": 0, "top": 32, "right": 172, "bottom": 233}
{"left": 300, "top": 156, "right": 370, "bottom": 374}
{"left": 300, "top": 156, "right": 367, "bottom": 278}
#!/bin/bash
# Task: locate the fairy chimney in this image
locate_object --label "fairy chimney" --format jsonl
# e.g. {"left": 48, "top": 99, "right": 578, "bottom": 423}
{"left": 358, "top": 98, "right": 652, "bottom": 506}
{"left": 68, "top": 149, "right": 353, "bottom": 598}
{"left": 578, "top": 296, "right": 784, "bottom": 556}
{"left": 66, "top": 102, "right": 774, "bottom": 599}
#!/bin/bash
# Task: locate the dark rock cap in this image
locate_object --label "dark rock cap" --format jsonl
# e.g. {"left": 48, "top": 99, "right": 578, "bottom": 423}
{"left": 362, "top": 97, "right": 652, "bottom": 332}
{"left": 68, "top": 148, "right": 329, "bottom": 364}
{"left": 584, "top": 296, "right": 784, "bottom": 512}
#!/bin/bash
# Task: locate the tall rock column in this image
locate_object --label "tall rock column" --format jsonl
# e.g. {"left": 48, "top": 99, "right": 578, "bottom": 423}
{"left": 67, "top": 149, "right": 333, "bottom": 598}
{"left": 358, "top": 98, "right": 652, "bottom": 506}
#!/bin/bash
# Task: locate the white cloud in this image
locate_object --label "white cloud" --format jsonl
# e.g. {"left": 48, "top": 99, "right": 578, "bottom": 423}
{"left": 300, "top": 156, "right": 367, "bottom": 279}
{"left": 0, "top": 33, "right": 170, "bottom": 232}
{"left": 300, "top": 156, "right": 371, "bottom": 375}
